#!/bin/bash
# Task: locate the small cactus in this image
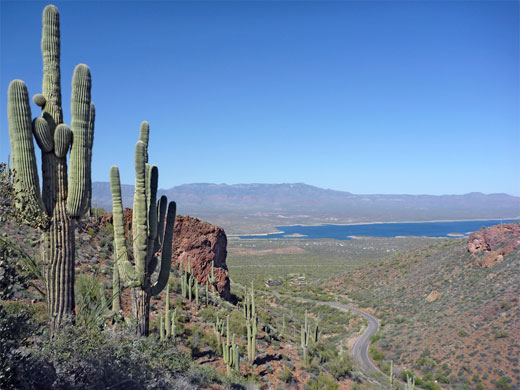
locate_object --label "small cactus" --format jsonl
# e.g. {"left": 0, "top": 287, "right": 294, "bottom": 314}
{"left": 245, "top": 282, "right": 257, "bottom": 362}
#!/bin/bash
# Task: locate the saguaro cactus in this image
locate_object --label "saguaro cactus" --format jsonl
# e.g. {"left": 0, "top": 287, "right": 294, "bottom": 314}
{"left": 244, "top": 282, "right": 257, "bottom": 362}
{"left": 110, "top": 122, "right": 176, "bottom": 336}
{"left": 7, "top": 5, "right": 94, "bottom": 331}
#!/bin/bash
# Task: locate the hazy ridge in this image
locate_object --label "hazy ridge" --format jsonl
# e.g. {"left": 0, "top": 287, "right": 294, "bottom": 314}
{"left": 92, "top": 182, "right": 520, "bottom": 234}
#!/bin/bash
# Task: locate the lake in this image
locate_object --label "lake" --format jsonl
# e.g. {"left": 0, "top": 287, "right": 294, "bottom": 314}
{"left": 238, "top": 219, "right": 519, "bottom": 240}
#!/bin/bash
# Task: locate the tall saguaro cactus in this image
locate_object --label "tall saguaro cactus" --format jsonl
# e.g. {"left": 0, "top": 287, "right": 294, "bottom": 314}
{"left": 110, "top": 122, "right": 176, "bottom": 336}
{"left": 7, "top": 5, "right": 95, "bottom": 331}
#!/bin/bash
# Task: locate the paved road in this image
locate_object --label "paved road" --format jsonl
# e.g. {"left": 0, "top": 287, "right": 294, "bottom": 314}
{"left": 323, "top": 301, "right": 381, "bottom": 372}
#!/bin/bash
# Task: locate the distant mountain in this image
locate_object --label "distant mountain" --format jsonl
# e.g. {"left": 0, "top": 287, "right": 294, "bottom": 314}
{"left": 92, "top": 182, "right": 520, "bottom": 234}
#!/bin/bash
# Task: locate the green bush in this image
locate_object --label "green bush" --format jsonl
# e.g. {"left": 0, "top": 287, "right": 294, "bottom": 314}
{"left": 306, "top": 372, "right": 339, "bottom": 390}
{"left": 495, "top": 376, "right": 512, "bottom": 390}
{"left": 369, "top": 345, "right": 385, "bottom": 361}
{"left": 278, "top": 366, "right": 293, "bottom": 383}
{"left": 17, "top": 325, "right": 196, "bottom": 389}
{"left": 422, "top": 381, "right": 441, "bottom": 390}
{"left": 326, "top": 353, "right": 353, "bottom": 380}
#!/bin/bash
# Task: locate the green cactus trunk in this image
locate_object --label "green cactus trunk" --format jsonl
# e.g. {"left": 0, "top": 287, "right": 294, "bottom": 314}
{"left": 7, "top": 5, "right": 94, "bottom": 332}
{"left": 40, "top": 157, "right": 75, "bottom": 330}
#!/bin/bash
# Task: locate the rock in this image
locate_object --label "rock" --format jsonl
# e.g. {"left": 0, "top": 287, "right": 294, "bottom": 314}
{"left": 172, "top": 215, "right": 231, "bottom": 301}
{"left": 475, "top": 253, "right": 504, "bottom": 268}
{"left": 468, "top": 223, "right": 520, "bottom": 254}
{"left": 426, "top": 290, "right": 440, "bottom": 302}
{"left": 468, "top": 223, "right": 520, "bottom": 268}
{"left": 98, "top": 211, "right": 231, "bottom": 300}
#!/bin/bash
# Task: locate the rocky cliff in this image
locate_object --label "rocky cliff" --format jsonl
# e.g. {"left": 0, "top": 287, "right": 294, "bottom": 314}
{"left": 172, "top": 215, "right": 230, "bottom": 300}
{"left": 468, "top": 223, "right": 520, "bottom": 268}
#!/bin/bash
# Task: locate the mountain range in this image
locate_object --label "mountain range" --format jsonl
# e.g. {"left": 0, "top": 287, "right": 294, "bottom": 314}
{"left": 91, "top": 182, "right": 520, "bottom": 234}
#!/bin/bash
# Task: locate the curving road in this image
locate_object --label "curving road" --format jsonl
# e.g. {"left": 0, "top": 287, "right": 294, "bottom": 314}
{"left": 323, "top": 301, "right": 381, "bottom": 372}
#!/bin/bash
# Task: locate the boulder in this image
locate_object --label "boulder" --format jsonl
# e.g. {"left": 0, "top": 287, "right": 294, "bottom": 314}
{"left": 426, "top": 290, "right": 440, "bottom": 303}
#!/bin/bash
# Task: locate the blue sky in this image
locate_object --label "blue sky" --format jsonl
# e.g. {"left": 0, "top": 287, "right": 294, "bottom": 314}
{"left": 1, "top": 0, "right": 518, "bottom": 196}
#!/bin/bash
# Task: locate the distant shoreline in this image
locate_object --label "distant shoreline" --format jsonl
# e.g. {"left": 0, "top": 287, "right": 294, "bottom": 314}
{"left": 229, "top": 217, "right": 520, "bottom": 238}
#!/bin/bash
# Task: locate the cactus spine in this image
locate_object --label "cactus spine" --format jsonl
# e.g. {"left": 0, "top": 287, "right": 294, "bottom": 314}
{"left": 7, "top": 5, "right": 95, "bottom": 331}
{"left": 110, "top": 122, "right": 176, "bottom": 336}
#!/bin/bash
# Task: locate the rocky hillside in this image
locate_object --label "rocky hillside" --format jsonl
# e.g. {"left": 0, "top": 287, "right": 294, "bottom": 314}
{"left": 331, "top": 223, "right": 520, "bottom": 389}
{"left": 2, "top": 215, "right": 366, "bottom": 389}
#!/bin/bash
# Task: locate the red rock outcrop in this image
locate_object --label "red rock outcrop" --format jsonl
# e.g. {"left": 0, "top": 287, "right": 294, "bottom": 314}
{"left": 172, "top": 215, "right": 230, "bottom": 300}
{"left": 468, "top": 223, "right": 520, "bottom": 268}
{"left": 98, "top": 211, "right": 231, "bottom": 300}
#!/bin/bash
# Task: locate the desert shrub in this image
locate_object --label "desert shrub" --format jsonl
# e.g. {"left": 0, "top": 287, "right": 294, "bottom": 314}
{"left": 495, "top": 376, "right": 512, "bottom": 390}
{"left": 370, "top": 331, "right": 381, "bottom": 342}
{"left": 0, "top": 240, "right": 36, "bottom": 390}
{"left": 308, "top": 340, "right": 338, "bottom": 363}
{"left": 306, "top": 372, "right": 339, "bottom": 390}
{"left": 422, "top": 381, "right": 441, "bottom": 390}
{"left": 277, "top": 366, "right": 293, "bottom": 383}
{"left": 369, "top": 345, "right": 385, "bottom": 361}
{"left": 493, "top": 330, "right": 509, "bottom": 339}
{"left": 229, "top": 310, "right": 247, "bottom": 337}
{"left": 326, "top": 353, "right": 353, "bottom": 380}
{"left": 186, "top": 323, "right": 219, "bottom": 358}
{"left": 17, "top": 325, "right": 195, "bottom": 389}
{"left": 75, "top": 273, "right": 111, "bottom": 329}
{"left": 198, "top": 306, "right": 216, "bottom": 323}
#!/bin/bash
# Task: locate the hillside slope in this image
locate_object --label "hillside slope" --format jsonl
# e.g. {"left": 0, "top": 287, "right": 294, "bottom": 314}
{"left": 332, "top": 224, "right": 520, "bottom": 389}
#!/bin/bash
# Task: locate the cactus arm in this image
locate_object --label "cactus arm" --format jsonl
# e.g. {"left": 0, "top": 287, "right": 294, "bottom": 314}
{"left": 110, "top": 165, "right": 139, "bottom": 286}
{"left": 54, "top": 124, "right": 72, "bottom": 158}
{"left": 41, "top": 4, "right": 62, "bottom": 130}
{"left": 41, "top": 4, "right": 63, "bottom": 128}
{"left": 148, "top": 256, "right": 158, "bottom": 275}
{"left": 154, "top": 195, "right": 167, "bottom": 253}
{"left": 67, "top": 64, "right": 92, "bottom": 217}
{"left": 150, "top": 201, "right": 176, "bottom": 296}
{"left": 139, "top": 121, "right": 149, "bottom": 163}
{"left": 7, "top": 80, "right": 45, "bottom": 212}
{"left": 80, "top": 102, "right": 95, "bottom": 216}
{"left": 33, "top": 94, "right": 46, "bottom": 107}
{"left": 132, "top": 141, "right": 148, "bottom": 286}
{"left": 147, "top": 165, "right": 158, "bottom": 243}
{"left": 32, "top": 117, "right": 53, "bottom": 152}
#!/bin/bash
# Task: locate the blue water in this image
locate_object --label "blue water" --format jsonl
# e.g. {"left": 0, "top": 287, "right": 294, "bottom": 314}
{"left": 239, "top": 219, "right": 519, "bottom": 240}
